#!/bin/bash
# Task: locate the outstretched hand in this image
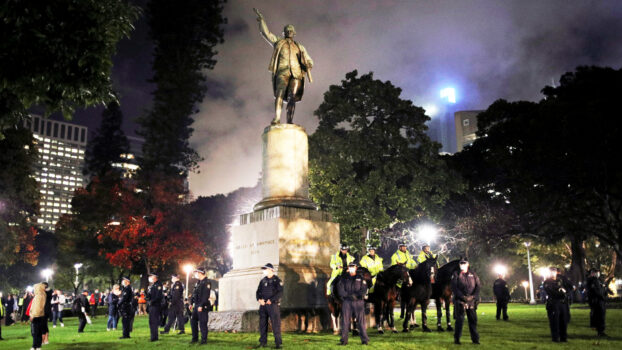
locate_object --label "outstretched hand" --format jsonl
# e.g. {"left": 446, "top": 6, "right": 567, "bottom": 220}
{"left": 253, "top": 8, "right": 263, "bottom": 21}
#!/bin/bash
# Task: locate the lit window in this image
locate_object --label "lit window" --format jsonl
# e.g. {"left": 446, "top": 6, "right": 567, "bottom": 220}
{"left": 463, "top": 119, "right": 470, "bottom": 127}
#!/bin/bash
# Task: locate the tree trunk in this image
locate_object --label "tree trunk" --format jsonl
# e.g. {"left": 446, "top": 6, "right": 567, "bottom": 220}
{"left": 568, "top": 234, "right": 587, "bottom": 300}
{"left": 361, "top": 227, "right": 368, "bottom": 256}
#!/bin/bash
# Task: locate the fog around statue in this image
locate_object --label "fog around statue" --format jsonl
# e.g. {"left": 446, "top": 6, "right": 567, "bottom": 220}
{"left": 254, "top": 8, "right": 313, "bottom": 125}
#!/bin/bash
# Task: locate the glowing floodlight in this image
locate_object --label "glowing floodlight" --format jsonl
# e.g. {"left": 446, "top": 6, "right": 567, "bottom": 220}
{"left": 538, "top": 267, "right": 550, "bottom": 280}
{"left": 493, "top": 264, "right": 508, "bottom": 276}
{"left": 417, "top": 224, "right": 438, "bottom": 245}
{"left": 440, "top": 87, "right": 456, "bottom": 104}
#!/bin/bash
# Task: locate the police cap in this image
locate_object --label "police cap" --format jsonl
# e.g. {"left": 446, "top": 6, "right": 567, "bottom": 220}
{"left": 121, "top": 276, "right": 130, "bottom": 282}
{"left": 194, "top": 267, "right": 206, "bottom": 275}
{"left": 262, "top": 263, "right": 275, "bottom": 270}
{"left": 148, "top": 272, "right": 158, "bottom": 278}
{"left": 399, "top": 242, "right": 407, "bottom": 248}
{"left": 348, "top": 262, "right": 358, "bottom": 268}
{"left": 340, "top": 244, "right": 349, "bottom": 250}
{"left": 368, "top": 246, "right": 376, "bottom": 251}
{"left": 459, "top": 257, "right": 469, "bottom": 264}
{"left": 171, "top": 274, "right": 179, "bottom": 279}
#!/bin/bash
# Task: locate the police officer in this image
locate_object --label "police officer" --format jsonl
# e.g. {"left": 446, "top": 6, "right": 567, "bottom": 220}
{"left": 493, "top": 273, "right": 510, "bottom": 321}
{"left": 337, "top": 262, "right": 369, "bottom": 345}
{"left": 162, "top": 274, "right": 185, "bottom": 335}
{"left": 190, "top": 267, "right": 211, "bottom": 344}
{"left": 146, "top": 273, "right": 163, "bottom": 342}
{"left": 359, "top": 246, "right": 383, "bottom": 293}
{"left": 451, "top": 258, "right": 480, "bottom": 345}
{"left": 327, "top": 244, "right": 355, "bottom": 295}
{"left": 118, "top": 276, "right": 133, "bottom": 339}
{"left": 416, "top": 244, "right": 438, "bottom": 266}
{"left": 391, "top": 243, "right": 417, "bottom": 269}
{"left": 256, "top": 263, "right": 283, "bottom": 349}
{"left": 543, "top": 267, "right": 568, "bottom": 342}
{"left": 586, "top": 268, "right": 610, "bottom": 337}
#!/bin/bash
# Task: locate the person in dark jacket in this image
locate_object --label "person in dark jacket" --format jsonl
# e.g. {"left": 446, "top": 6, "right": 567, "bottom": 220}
{"left": 451, "top": 258, "right": 480, "bottom": 345}
{"left": 336, "top": 262, "right": 369, "bottom": 346}
{"left": 256, "top": 263, "right": 283, "bottom": 349}
{"left": 543, "top": 267, "right": 568, "bottom": 342}
{"left": 190, "top": 267, "right": 212, "bottom": 344}
{"left": 586, "top": 268, "right": 611, "bottom": 337}
{"left": 162, "top": 274, "right": 185, "bottom": 335}
{"left": 146, "top": 273, "right": 164, "bottom": 342}
{"left": 106, "top": 285, "right": 120, "bottom": 331}
{"left": 118, "top": 277, "right": 134, "bottom": 339}
{"left": 75, "top": 290, "right": 90, "bottom": 333}
{"left": 493, "top": 274, "right": 510, "bottom": 321}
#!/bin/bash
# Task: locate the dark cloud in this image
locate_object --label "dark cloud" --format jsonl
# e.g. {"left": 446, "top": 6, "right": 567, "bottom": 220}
{"left": 71, "top": 0, "right": 622, "bottom": 197}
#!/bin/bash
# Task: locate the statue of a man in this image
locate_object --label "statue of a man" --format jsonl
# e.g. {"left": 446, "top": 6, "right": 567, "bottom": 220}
{"left": 254, "top": 8, "right": 313, "bottom": 125}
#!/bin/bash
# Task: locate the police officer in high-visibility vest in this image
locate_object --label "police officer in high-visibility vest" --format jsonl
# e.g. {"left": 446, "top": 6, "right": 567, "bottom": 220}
{"left": 417, "top": 244, "right": 438, "bottom": 266}
{"left": 359, "top": 246, "right": 383, "bottom": 293}
{"left": 391, "top": 243, "right": 416, "bottom": 289}
{"left": 327, "top": 244, "right": 355, "bottom": 295}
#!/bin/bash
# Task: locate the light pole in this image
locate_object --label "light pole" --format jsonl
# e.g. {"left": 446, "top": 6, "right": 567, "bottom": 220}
{"left": 524, "top": 242, "right": 536, "bottom": 305}
{"left": 183, "top": 264, "right": 194, "bottom": 299}
{"left": 521, "top": 281, "right": 529, "bottom": 301}
{"left": 74, "top": 263, "right": 83, "bottom": 290}
{"left": 41, "top": 268, "right": 53, "bottom": 283}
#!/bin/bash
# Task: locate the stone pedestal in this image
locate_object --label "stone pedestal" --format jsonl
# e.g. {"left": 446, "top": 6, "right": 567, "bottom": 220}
{"left": 215, "top": 124, "right": 340, "bottom": 332}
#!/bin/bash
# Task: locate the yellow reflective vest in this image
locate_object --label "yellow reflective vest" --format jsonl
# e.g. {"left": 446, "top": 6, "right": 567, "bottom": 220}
{"left": 417, "top": 251, "right": 437, "bottom": 264}
{"left": 330, "top": 252, "right": 355, "bottom": 272}
{"left": 391, "top": 250, "right": 417, "bottom": 269}
{"left": 360, "top": 254, "right": 384, "bottom": 276}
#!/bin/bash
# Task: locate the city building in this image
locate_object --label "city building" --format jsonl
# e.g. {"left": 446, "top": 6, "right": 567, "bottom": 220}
{"left": 111, "top": 135, "right": 143, "bottom": 179}
{"left": 23, "top": 115, "right": 88, "bottom": 232}
{"left": 454, "top": 110, "right": 483, "bottom": 152}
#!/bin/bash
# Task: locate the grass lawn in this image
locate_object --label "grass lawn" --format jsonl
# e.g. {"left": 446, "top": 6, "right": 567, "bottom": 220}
{"left": 1, "top": 303, "right": 620, "bottom": 349}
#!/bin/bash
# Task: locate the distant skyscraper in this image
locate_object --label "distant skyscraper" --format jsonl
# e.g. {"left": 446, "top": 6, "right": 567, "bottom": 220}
{"left": 23, "top": 115, "right": 87, "bottom": 232}
{"left": 454, "top": 110, "right": 483, "bottom": 152}
{"left": 112, "top": 135, "right": 143, "bottom": 179}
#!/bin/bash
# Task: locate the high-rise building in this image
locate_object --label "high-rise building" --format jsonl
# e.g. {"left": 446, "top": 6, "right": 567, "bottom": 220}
{"left": 454, "top": 110, "right": 483, "bottom": 152}
{"left": 111, "top": 135, "right": 143, "bottom": 179}
{"left": 23, "top": 115, "right": 88, "bottom": 232}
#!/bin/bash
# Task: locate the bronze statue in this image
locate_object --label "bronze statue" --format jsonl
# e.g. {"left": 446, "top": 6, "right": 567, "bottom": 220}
{"left": 254, "top": 8, "right": 313, "bottom": 125}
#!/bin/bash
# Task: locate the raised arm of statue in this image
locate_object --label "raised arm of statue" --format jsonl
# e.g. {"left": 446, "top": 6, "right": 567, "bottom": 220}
{"left": 254, "top": 8, "right": 278, "bottom": 46}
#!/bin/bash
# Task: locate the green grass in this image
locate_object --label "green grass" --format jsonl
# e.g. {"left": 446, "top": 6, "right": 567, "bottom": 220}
{"left": 1, "top": 303, "right": 620, "bottom": 349}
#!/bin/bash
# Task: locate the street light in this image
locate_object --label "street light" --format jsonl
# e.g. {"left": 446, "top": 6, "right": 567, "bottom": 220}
{"left": 538, "top": 267, "right": 550, "bottom": 280}
{"left": 521, "top": 281, "right": 529, "bottom": 301}
{"left": 183, "top": 264, "right": 194, "bottom": 299}
{"left": 74, "top": 263, "right": 83, "bottom": 290}
{"left": 41, "top": 268, "right": 53, "bottom": 283}
{"left": 493, "top": 264, "right": 508, "bottom": 277}
{"left": 524, "top": 241, "right": 536, "bottom": 305}
{"left": 417, "top": 224, "right": 438, "bottom": 245}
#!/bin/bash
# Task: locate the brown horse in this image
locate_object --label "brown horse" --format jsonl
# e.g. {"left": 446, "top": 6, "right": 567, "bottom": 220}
{"left": 326, "top": 266, "right": 373, "bottom": 334}
{"left": 432, "top": 259, "right": 460, "bottom": 331}
{"left": 368, "top": 264, "right": 411, "bottom": 334}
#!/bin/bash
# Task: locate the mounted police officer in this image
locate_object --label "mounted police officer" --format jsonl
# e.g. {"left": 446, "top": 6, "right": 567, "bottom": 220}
{"left": 451, "top": 258, "right": 480, "bottom": 345}
{"left": 337, "top": 262, "right": 369, "bottom": 345}
{"left": 392, "top": 242, "right": 416, "bottom": 291}
{"left": 359, "top": 246, "right": 383, "bottom": 293}
{"left": 190, "top": 267, "right": 211, "bottom": 344}
{"left": 161, "top": 274, "right": 185, "bottom": 335}
{"left": 543, "top": 267, "right": 569, "bottom": 342}
{"left": 118, "top": 276, "right": 133, "bottom": 339}
{"left": 416, "top": 244, "right": 438, "bottom": 267}
{"left": 327, "top": 244, "right": 355, "bottom": 295}
{"left": 256, "top": 263, "right": 283, "bottom": 349}
{"left": 493, "top": 273, "right": 510, "bottom": 321}
{"left": 146, "top": 273, "right": 163, "bottom": 342}
{"left": 586, "top": 267, "right": 610, "bottom": 337}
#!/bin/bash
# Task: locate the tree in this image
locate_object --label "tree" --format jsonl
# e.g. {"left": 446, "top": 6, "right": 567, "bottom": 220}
{"left": 0, "top": 0, "right": 139, "bottom": 137}
{"left": 84, "top": 100, "right": 129, "bottom": 178}
{"left": 309, "top": 70, "right": 464, "bottom": 251}
{"left": 137, "top": 0, "right": 226, "bottom": 180}
{"left": 0, "top": 127, "right": 39, "bottom": 266}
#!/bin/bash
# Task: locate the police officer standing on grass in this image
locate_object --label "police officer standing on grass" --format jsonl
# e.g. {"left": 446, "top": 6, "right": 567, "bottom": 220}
{"left": 191, "top": 267, "right": 211, "bottom": 345}
{"left": 146, "top": 273, "right": 164, "bottom": 342}
{"left": 337, "top": 262, "right": 369, "bottom": 346}
{"left": 451, "top": 258, "right": 480, "bottom": 345}
{"left": 586, "top": 268, "right": 610, "bottom": 337}
{"left": 161, "top": 274, "right": 185, "bottom": 335}
{"left": 543, "top": 267, "right": 569, "bottom": 342}
{"left": 493, "top": 273, "right": 510, "bottom": 321}
{"left": 119, "top": 276, "right": 133, "bottom": 339}
{"left": 256, "top": 263, "right": 283, "bottom": 349}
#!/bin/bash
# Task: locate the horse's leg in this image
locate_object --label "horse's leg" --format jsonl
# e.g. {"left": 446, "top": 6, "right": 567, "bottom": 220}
{"left": 446, "top": 297, "right": 453, "bottom": 331}
{"left": 436, "top": 298, "right": 444, "bottom": 331}
{"left": 376, "top": 301, "right": 384, "bottom": 334}
{"left": 402, "top": 300, "right": 412, "bottom": 332}
{"left": 389, "top": 300, "right": 398, "bottom": 333}
{"left": 422, "top": 301, "right": 431, "bottom": 332}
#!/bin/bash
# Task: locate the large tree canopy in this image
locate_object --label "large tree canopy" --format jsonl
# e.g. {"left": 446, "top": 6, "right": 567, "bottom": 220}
{"left": 309, "top": 70, "right": 463, "bottom": 250}
{"left": 0, "top": 0, "right": 138, "bottom": 136}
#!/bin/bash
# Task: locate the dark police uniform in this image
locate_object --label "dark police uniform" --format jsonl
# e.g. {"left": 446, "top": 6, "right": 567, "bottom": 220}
{"left": 451, "top": 269, "right": 481, "bottom": 344}
{"left": 543, "top": 276, "right": 569, "bottom": 342}
{"left": 147, "top": 279, "right": 164, "bottom": 341}
{"left": 586, "top": 274, "right": 609, "bottom": 336}
{"left": 163, "top": 280, "right": 185, "bottom": 333}
{"left": 256, "top": 274, "right": 283, "bottom": 348}
{"left": 336, "top": 270, "right": 369, "bottom": 345}
{"left": 119, "top": 283, "right": 134, "bottom": 338}
{"left": 191, "top": 278, "right": 211, "bottom": 343}
{"left": 493, "top": 278, "right": 510, "bottom": 320}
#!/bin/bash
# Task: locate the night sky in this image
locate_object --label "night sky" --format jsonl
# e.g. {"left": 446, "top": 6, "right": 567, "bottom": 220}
{"left": 66, "top": 0, "right": 622, "bottom": 197}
